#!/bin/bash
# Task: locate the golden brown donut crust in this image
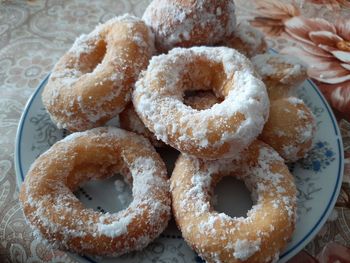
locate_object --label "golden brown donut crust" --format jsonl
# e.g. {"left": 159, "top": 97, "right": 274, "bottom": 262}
{"left": 252, "top": 53, "right": 308, "bottom": 100}
{"left": 133, "top": 47, "right": 269, "bottom": 160}
{"left": 220, "top": 22, "right": 267, "bottom": 58}
{"left": 42, "top": 15, "right": 155, "bottom": 131}
{"left": 19, "top": 127, "right": 171, "bottom": 256}
{"left": 171, "top": 140, "right": 297, "bottom": 263}
{"left": 142, "top": 0, "right": 236, "bottom": 52}
{"left": 119, "top": 91, "right": 221, "bottom": 148}
{"left": 260, "top": 97, "right": 316, "bottom": 162}
{"left": 184, "top": 92, "right": 316, "bottom": 163}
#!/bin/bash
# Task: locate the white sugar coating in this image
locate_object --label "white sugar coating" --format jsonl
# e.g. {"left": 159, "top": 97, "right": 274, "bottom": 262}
{"left": 296, "top": 122, "right": 314, "bottom": 144}
{"left": 233, "top": 239, "right": 261, "bottom": 260}
{"left": 129, "top": 157, "right": 165, "bottom": 185}
{"left": 20, "top": 127, "right": 171, "bottom": 256}
{"left": 142, "top": 0, "right": 236, "bottom": 51}
{"left": 117, "top": 191, "right": 133, "bottom": 208}
{"left": 252, "top": 55, "right": 275, "bottom": 76}
{"left": 179, "top": 146, "right": 293, "bottom": 216}
{"left": 70, "top": 33, "right": 99, "bottom": 56}
{"left": 61, "top": 126, "right": 130, "bottom": 142}
{"left": 133, "top": 47, "right": 269, "bottom": 159}
{"left": 60, "top": 131, "right": 83, "bottom": 142}
{"left": 77, "top": 76, "right": 125, "bottom": 124}
{"left": 43, "top": 14, "right": 155, "bottom": 131}
{"left": 287, "top": 97, "right": 303, "bottom": 105}
{"left": 252, "top": 53, "right": 307, "bottom": 84}
{"left": 97, "top": 212, "right": 133, "bottom": 237}
{"left": 234, "top": 22, "right": 266, "bottom": 55}
{"left": 297, "top": 109, "right": 308, "bottom": 119}
{"left": 70, "top": 14, "right": 144, "bottom": 55}
{"left": 114, "top": 179, "right": 125, "bottom": 192}
{"left": 119, "top": 105, "right": 164, "bottom": 147}
{"left": 171, "top": 143, "right": 297, "bottom": 262}
{"left": 274, "top": 130, "right": 286, "bottom": 137}
{"left": 275, "top": 99, "right": 316, "bottom": 161}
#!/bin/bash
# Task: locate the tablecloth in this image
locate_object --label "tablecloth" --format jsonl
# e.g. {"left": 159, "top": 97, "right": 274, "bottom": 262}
{"left": 0, "top": 0, "right": 349, "bottom": 262}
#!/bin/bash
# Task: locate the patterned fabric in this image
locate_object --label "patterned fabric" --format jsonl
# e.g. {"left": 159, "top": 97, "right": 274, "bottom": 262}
{"left": 237, "top": 0, "right": 350, "bottom": 118}
{"left": 0, "top": 0, "right": 349, "bottom": 262}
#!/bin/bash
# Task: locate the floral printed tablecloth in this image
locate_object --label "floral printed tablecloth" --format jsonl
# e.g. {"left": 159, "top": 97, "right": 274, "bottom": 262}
{"left": 0, "top": 0, "right": 349, "bottom": 262}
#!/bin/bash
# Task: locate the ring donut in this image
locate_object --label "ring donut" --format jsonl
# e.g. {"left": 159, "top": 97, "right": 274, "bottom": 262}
{"left": 171, "top": 140, "right": 297, "bottom": 263}
{"left": 220, "top": 22, "right": 267, "bottom": 58}
{"left": 252, "top": 53, "right": 307, "bottom": 100}
{"left": 42, "top": 15, "right": 155, "bottom": 131}
{"left": 133, "top": 47, "right": 269, "bottom": 159}
{"left": 19, "top": 127, "right": 171, "bottom": 256}
{"left": 184, "top": 91, "right": 315, "bottom": 162}
{"left": 142, "top": 0, "right": 236, "bottom": 52}
{"left": 260, "top": 97, "right": 316, "bottom": 162}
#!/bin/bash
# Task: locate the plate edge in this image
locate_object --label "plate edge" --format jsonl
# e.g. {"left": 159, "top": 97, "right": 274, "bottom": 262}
{"left": 14, "top": 74, "right": 50, "bottom": 188}
{"left": 14, "top": 72, "right": 345, "bottom": 263}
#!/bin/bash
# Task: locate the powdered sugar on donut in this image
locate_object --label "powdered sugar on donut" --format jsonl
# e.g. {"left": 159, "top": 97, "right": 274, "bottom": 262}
{"left": 42, "top": 15, "right": 155, "bottom": 131}
{"left": 252, "top": 53, "right": 307, "bottom": 85}
{"left": 234, "top": 22, "right": 266, "bottom": 56}
{"left": 170, "top": 141, "right": 297, "bottom": 262}
{"left": 233, "top": 239, "right": 262, "bottom": 260}
{"left": 142, "top": 0, "right": 236, "bottom": 51}
{"left": 97, "top": 212, "right": 133, "bottom": 237}
{"left": 19, "top": 127, "right": 171, "bottom": 256}
{"left": 133, "top": 47, "right": 269, "bottom": 159}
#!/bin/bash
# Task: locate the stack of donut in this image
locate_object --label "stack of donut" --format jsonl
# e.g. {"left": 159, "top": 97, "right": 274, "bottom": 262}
{"left": 20, "top": 0, "right": 316, "bottom": 262}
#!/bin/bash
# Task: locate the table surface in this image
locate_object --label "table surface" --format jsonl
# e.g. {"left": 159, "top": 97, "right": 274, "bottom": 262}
{"left": 0, "top": 0, "right": 349, "bottom": 262}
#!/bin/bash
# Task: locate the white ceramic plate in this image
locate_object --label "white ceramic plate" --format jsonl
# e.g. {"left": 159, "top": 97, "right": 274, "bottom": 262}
{"left": 15, "top": 75, "right": 344, "bottom": 263}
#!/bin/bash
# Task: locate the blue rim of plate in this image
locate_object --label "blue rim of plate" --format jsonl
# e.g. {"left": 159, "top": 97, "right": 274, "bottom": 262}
{"left": 15, "top": 74, "right": 344, "bottom": 263}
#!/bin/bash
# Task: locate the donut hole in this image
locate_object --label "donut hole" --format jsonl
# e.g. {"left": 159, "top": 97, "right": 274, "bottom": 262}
{"left": 181, "top": 60, "right": 227, "bottom": 110}
{"left": 213, "top": 176, "right": 253, "bottom": 218}
{"left": 183, "top": 90, "right": 222, "bottom": 110}
{"left": 63, "top": 143, "right": 135, "bottom": 215}
{"left": 188, "top": 61, "right": 228, "bottom": 97}
{"left": 79, "top": 39, "right": 107, "bottom": 74}
{"left": 74, "top": 173, "right": 133, "bottom": 214}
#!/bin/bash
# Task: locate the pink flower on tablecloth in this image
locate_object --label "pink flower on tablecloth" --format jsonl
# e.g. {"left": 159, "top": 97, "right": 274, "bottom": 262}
{"left": 316, "top": 242, "right": 350, "bottom": 263}
{"left": 287, "top": 250, "right": 317, "bottom": 262}
{"left": 344, "top": 152, "right": 350, "bottom": 185}
{"left": 282, "top": 17, "right": 350, "bottom": 116}
{"left": 250, "top": 0, "right": 300, "bottom": 36}
{"left": 306, "top": 0, "right": 350, "bottom": 10}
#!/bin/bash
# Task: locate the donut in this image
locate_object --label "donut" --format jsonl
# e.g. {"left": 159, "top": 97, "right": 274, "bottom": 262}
{"left": 219, "top": 22, "right": 267, "bottom": 58}
{"left": 42, "top": 15, "right": 155, "bottom": 131}
{"left": 119, "top": 103, "right": 165, "bottom": 147}
{"left": 251, "top": 53, "right": 307, "bottom": 100}
{"left": 19, "top": 127, "right": 171, "bottom": 256}
{"left": 260, "top": 97, "right": 316, "bottom": 162}
{"left": 171, "top": 140, "right": 297, "bottom": 263}
{"left": 185, "top": 92, "right": 316, "bottom": 162}
{"left": 133, "top": 47, "right": 269, "bottom": 160}
{"left": 142, "top": 0, "right": 236, "bottom": 52}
